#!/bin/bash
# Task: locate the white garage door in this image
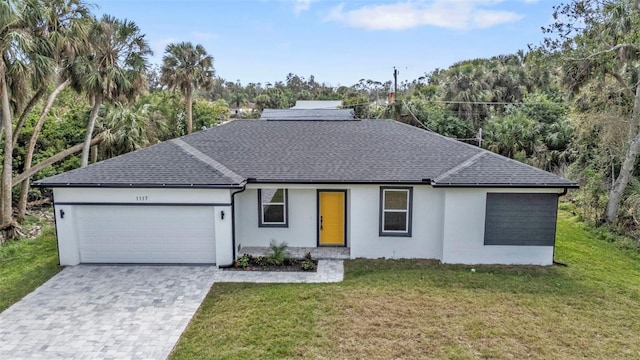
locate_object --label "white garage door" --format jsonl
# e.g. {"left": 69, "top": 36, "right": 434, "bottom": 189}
{"left": 75, "top": 205, "right": 216, "bottom": 264}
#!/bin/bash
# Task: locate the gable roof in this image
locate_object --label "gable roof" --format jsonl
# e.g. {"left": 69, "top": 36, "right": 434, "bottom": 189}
{"left": 260, "top": 108, "right": 356, "bottom": 120}
{"left": 35, "top": 119, "right": 577, "bottom": 189}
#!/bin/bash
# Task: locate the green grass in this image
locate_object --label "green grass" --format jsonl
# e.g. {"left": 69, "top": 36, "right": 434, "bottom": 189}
{"left": 0, "top": 227, "right": 61, "bottom": 313}
{"left": 171, "top": 211, "right": 640, "bottom": 359}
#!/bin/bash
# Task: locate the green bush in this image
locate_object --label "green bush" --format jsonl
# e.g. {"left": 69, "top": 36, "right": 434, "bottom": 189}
{"left": 235, "top": 254, "right": 252, "bottom": 268}
{"left": 266, "top": 240, "right": 289, "bottom": 266}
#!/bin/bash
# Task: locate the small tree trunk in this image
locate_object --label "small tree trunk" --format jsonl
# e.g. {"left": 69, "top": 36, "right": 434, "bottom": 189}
{"left": 91, "top": 144, "right": 98, "bottom": 163}
{"left": 12, "top": 135, "right": 104, "bottom": 186}
{"left": 606, "top": 131, "right": 640, "bottom": 223}
{"left": 0, "top": 68, "right": 16, "bottom": 241}
{"left": 186, "top": 88, "right": 193, "bottom": 134}
{"left": 81, "top": 95, "right": 103, "bottom": 167}
{"left": 13, "top": 85, "right": 46, "bottom": 147}
{"left": 605, "top": 84, "right": 640, "bottom": 224}
{"left": 16, "top": 80, "right": 71, "bottom": 222}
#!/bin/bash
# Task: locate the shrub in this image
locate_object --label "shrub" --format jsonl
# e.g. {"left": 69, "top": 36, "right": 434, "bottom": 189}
{"left": 266, "top": 240, "right": 289, "bottom": 266}
{"left": 235, "top": 254, "right": 252, "bottom": 268}
{"left": 255, "top": 256, "right": 269, "bottom": 266}
{"left": 300, "top": 260, "right": 316, "bottom": 271}
{"left": 300, "top": 252, "right": 316, "bottom": 271}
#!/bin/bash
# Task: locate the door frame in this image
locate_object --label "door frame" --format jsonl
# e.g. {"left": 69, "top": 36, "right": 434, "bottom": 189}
{"left": 316, "top": 189, "right": 347, "bottom": 247}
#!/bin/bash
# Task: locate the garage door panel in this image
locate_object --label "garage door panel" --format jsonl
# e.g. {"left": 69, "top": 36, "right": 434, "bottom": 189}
{"left": 75, "top": 205, "right": 216, "bottom": 264}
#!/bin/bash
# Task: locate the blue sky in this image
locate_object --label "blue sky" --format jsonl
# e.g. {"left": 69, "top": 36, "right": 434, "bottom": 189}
{"left": 93, "top": 0, "right": 559, "bottom": 86}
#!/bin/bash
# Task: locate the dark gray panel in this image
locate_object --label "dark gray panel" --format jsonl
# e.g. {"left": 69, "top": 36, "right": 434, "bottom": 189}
{"left": 484, "top": 193, "right": 559, "bottom": 246}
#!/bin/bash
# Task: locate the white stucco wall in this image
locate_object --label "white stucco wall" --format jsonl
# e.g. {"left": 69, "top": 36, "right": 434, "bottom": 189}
{"left": 441, "top": 188, "right": 562, "bottom": 265}
{"left": 52, "top": 184, "right": 565, "bottom": 266}
{"left": 54, "top": 187, "right": 231, "bottom": 204}
{"left": 54, "top": 203, "right": 79, "bottom": 265}
{"left": 234, "top": 184, "right": 444, "bottom": 260}
{"left": 53, "top": 187, "right": 232, "bottom": 266}
{"left": 214, "top": 205, "right": 233, "bottom": 266}
{"left": 349, "top": 185, "right": 444, "bottom": 259}
{"left": 234, "top": 188, "right": 318, "bottom": 248}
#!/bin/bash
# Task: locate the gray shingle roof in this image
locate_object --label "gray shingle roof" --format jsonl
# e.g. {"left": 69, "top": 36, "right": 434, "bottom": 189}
{"left": 35, "top": 119, "right": 578, "bottom": 188}
{"left": 260, "top": 108, "right": 356, "bottom": 120}
{"left": 35, "top": 141, "right": 241, "bottom": 188}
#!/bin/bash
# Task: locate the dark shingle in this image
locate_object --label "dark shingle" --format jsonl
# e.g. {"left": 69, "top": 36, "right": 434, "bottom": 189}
{"left": 34, "top": 141, "right": 240, "bottom": 187}
{"left": 35, "top": 119, "right": 577, "bottom": 188}
{"left": 432, "top": 152, "right": 574, "bottom": 187}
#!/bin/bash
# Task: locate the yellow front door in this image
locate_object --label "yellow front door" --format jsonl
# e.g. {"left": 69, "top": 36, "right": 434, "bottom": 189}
{"left": 319, "top": 191, "right": 345, "bottom": 246}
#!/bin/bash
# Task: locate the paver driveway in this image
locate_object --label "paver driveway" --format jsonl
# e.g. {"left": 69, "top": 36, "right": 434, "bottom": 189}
{"left": 0, "top": 265, "right": 217, "bottom": 360}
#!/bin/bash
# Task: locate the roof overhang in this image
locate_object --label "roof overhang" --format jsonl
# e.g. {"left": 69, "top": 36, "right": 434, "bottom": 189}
{"left": 32, "top": 182, "right": 246, "bottom": 189}
{"left": 431, "top": 182, "right": 579, "bottom": 189}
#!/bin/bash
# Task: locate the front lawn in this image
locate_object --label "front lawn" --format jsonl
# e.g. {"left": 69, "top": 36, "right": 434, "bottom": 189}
{"left": 171, "top": 211, "right": 640, "bottom": 359}
{"left": 0, "top": 227, "right": 61, "bottom": 313}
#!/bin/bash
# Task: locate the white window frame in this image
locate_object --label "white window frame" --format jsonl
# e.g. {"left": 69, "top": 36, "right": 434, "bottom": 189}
{"left": 258, "top": 189, "right": 288, "bottom": 227}
{"left": 379, "top": 187, "right": 412, "bottom": 237}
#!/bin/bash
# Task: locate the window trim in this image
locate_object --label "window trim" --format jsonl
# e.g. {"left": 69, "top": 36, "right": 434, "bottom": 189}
{"left": 379, "top": 186, "right": 413, "bottom": 237}
{"left": 258, "top": 189, "right": 289, "bottom": 228}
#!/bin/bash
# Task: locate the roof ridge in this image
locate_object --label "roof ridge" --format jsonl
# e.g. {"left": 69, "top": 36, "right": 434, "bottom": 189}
{"left": 433, "top": 152, "right": 488, "bottom": 183}
{"left": 171, "top": 139, "right": 245, "bottom": 184}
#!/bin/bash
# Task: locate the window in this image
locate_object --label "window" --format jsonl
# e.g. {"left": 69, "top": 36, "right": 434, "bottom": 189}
{"left": 258, "top": 189, "right": 288, "bottom": 227}
{"left": 379, "top": 187, "right": 412, "bottom": 237}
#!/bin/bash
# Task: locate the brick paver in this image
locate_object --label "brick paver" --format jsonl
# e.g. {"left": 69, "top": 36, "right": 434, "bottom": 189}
{"left": 0, "top": 265, "right": 216, "bottom": 360}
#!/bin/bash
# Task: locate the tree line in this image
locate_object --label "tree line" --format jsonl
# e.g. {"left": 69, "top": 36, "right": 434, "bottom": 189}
{"left": 1, "top": 0, "right": 639, "bottom": 245}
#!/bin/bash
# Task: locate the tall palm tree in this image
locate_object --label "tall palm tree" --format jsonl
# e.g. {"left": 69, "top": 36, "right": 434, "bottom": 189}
{"left": 160, "top": 42, "right": 215, "bottom": 134}
{"left": 16, "top": 0, "right": 91, "bottom": 222}
{"left": 71, "top": 14, "right": 151, "bottom": 167}
{"left": 0, "top": 0, "right": 58, "bottom": 240}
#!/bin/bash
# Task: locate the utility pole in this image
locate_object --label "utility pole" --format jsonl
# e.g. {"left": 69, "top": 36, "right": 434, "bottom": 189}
{"left": 393, "top": 67, "right": 398, "bottom": 96}
{"left": 393, "top": 67, "right": 400, "bottom": 122}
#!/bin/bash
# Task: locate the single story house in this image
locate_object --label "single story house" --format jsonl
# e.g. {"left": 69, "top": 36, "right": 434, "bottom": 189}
{"left": 35, "top": 117, "right": 577, "bottom": 267}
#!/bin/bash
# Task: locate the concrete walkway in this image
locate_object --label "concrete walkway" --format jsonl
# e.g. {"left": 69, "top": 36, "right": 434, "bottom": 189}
{"left": 214, "top": 260, "right": 344, "bottom": 283}
{"left": 0, "top": 265, "right": 216, "bottom": 360}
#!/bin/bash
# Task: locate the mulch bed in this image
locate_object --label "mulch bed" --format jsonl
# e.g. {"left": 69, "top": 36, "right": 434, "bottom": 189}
{"left": 224, "top": 259, "right": 319, "bottom": 272}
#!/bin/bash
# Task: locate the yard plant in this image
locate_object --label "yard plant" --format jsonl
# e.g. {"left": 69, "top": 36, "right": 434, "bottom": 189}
{"left": 233, "top": 244, "right": 317, "bottom": 271}
{"left": 171, "top": 211, "right": 640, "bottom": 359}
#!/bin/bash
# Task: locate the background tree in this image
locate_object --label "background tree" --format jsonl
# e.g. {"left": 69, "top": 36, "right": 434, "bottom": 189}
{"left": 542, "top": 0, "right": 640, "bottom": 224}
{"left": 17, "top": 0, "right": 91, "bottom": 222}
{"left": 160, "top": 42, "right": 214, "bottom": 134}
{"left": 71, "top": 14, "right": 151, "bottom": 168}
{"left": 0, "top": 0, "right": 57, "bottom": 239}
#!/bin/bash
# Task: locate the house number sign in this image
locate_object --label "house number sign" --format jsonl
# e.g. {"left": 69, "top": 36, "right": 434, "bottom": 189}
{"left": 136, "top": 196, "right": 148, "bottom": 201}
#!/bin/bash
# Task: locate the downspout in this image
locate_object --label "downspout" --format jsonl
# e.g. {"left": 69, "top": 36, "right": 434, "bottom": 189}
{"left": 553, "top": 187, "right": 570, "bottom": 267}
{"left": 218, "top": 181, "right": 247, "bottom": 268}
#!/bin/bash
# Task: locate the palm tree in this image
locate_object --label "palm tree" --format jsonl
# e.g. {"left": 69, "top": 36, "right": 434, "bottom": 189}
{"left": 16, "top": 0, "right": 91, "bottom": 222}
{"left": 0, "top": 0, "right": 58, "bottom": 240}
{"left": 160, "top": 42, "right": 215, "bottom": 134}
{"left": 96, "top": 102, "right": 167, "bottom": 159}
{"left": 230, "top": 92, "right": 247, "bottom": 109}
{"left": 71, "top": 14, "right": 151, "bottom": 167}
